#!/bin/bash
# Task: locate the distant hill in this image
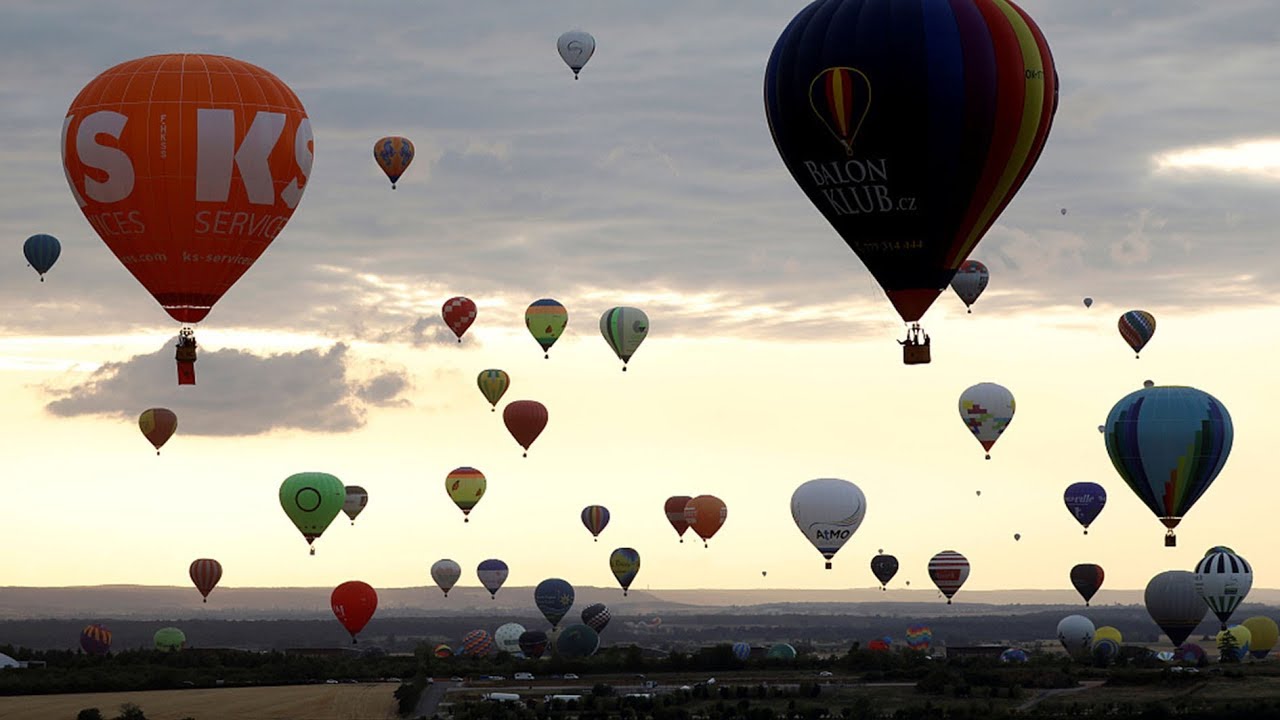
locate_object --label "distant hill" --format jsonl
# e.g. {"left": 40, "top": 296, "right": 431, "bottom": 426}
{"left": 6, "top": 584, "right": 1280, "bottom": 620}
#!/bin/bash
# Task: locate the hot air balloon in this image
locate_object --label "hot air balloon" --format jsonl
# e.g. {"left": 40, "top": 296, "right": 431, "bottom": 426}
{"left": 610, "top": 548, "right": 641, "bottom": 596}
{"left": 1070, "top": 564, "right": 1105, "bottom": 606}
{"left": 494, "top": 623, "right": 526, "bottom": 655}
{"left": 1173, "top": 642, "right": 1206, "bottom": 666}
{"left": 790, "top": 478, "right": 866, "bottom": 569}
{"left": 446, "top": 467, "right": 486, "bottom": 522}
{"left": 442, "top": 296, "right": 477, "bottom": 343}
{"left": 556, "top": 624, "right": 600, "bottom": 659}
{"left": 331, "top": 581, "right": 377, "bottom": 644}
{"left": 80, "top": 624, "right": 111, "bottom": 655}
{"left": 153, "top": 627, "right": 186, "bottom": 652}
{"left": 959, "top": 383, "right": 1015, "bottom": 459}
{"left": 1194, "top": 547, "right": 1252, "bottom": 631}
{"left": 1001, "top": 648, "right": 1029, "bottom": 663}
{"left": 600, "top": 307, "right": 649, "bottom": 370}
{"left": 664, "top": 495, "right": 692, "bottom": 542}
{"left": 1083, "top": 297, "right": 1093, "bottom": 308}
{"left": 1061, "top": 208, "right": 1068, "bottom": 216}
{"left": 503, "top": 400, "right": 548, "bottom": 457}
{"left": 477, "top": 559, "right": 509, "bottom": 599}
{"left": 950, "top": 260, "right": 989, "bottom": 313}
{"left": 684, "top": 495, "right": 727, "bottom": 548}
{"left": 1242, "top": 616, "right": 1278, "bottom": 660}
{"left": 534, "top": 578, "right": 575, "bottom": 628}
{"left": 525, "top": 299, "right": 567, "bottom": 358}
{"left": 581, "top": 603, "right": 611, "bottom": 634}
{"left": 1063, "top": 482, "right": 1106, "bottom": 534}
{"left": 373, "top": 136, "right": 414, "bottom": 189}
{"left": 557, "top": 31, "right": 596, "bottom": 79}
{"left": 871, "top": 554, "right": 899, "bottom": 590}
{"left": 732, "top": 642, "right": 751, "bottom": 661}
{"left": 1145, "top": 570, "right": 1208, "bottom": 647}
{"left": 905, "top": 625, "right": 932, "bottom": 652}
{"left": 1057, "top": 615, "right": 1095, "bottom": 659}
{"left": 1094, "top": 626, "right": 1123, "bottom": 648}
{"left": 1118, "top": 310, "right": 1156, "bottom": 358}
{"left": 433, "top": 644, "right": 453, "bottom": 659}
{"left": 1217, "top": 625, "right": 1252, "bottom": 662}
{"left": 1013, "top": 533, "right": 1021, "bottom": 541}
{"left": 1104, "top": 385, "right": 1233, "bottom": 546}
{"left": 343, "top": 485, "right": 368, "bottom": 525}
{"left": 767, "top": 643, "right": 797, "bottom": 660}
{"left": 23, "top": 233, "right": 60, "bottom": 281}
{"left": 431, "top": 559, "right": 461, "bottom": 597}
{"left": 519, "top": 630, "right": 548, "bottom": 659}
{"left": 462, "top": 629, "right": 494, "bottom": 657}
{"left": 63, "top": 54, "right": 313, "bottom": 386}
{"left": 928, "top": 551, "right": 969, "bottom": 604}
{"left": 279, "top": 472, "right": 345, "bottom": 555}
{"left": 477, "top": 369, "right": 510, "bottom": 412}
{"left": 581, "top": 505, "right": 610, "bottom": 541}
{"left": 763, "top": 0, "right": 1057, "bottom": 359}
{"left": 189, "top": 558, "right": 222, "bottom": 603}
{"left": 138, "top": 407, "right": 177, "bottom": 455}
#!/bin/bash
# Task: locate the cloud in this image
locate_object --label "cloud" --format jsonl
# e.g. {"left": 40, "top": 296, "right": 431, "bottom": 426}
{"left": 43, "top": 341, "right": 409, "bottom": 435}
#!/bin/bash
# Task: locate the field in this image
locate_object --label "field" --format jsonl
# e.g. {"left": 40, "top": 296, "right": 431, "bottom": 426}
{"left": 0, "top": 683, "right": 399, "bottom": 720}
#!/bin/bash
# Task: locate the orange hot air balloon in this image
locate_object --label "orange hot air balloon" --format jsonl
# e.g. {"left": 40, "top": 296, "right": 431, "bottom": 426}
{"left": 189, "top": 558, "right": 222, "bottom": 603}
{"left": 138, "top": 408, "right": 178, "bottom": 455}
{"left": 664, "top": 496, "right": 692, "bottom": 543}
{"left": 683, "top": 495, "right": 727, "bottom": 548}
{"left": 62, "top": 54, "right": 313, "bottom": 386}
{"left": 503, "top": 400, "right": 548, "bottom": 457}
{"left": 331, "top": 580, "right": 378, "bottom": 644}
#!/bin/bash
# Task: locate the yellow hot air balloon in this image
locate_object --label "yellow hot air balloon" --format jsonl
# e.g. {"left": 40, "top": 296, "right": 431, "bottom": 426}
{"left": 477, "top": 369, "right": 510, "bottom": 412}
{"left": 1093, "top": 626, "right": 1122, "bottom": 646}
{"left": 1242, "top": 616, "right": 1278, "bottom": 659}
{"left": 446, "top": 467, "right": 486, "bottom": 522}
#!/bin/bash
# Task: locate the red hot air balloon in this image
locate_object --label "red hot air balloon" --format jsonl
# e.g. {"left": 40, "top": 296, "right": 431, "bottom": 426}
{"left": 189, "top": 558, "right": 223, "bottom": 603}
{"left": 764, "top": 1, "right": 1058, "bottom": 360}
{"left": 138, "top": 408, "right": 177, "bottom": 455}
{"left": 503, "top": 400, "right": 548, "bottom": 457}
{"left": 331, "top": 581, "right": 378, "bottom": 644}
{"left": 62, "top": 54, "right": 313, "bottom": 385}
{"left": 664, "top": 496, "right": 692, "bottom": 542}
{"left": 442, "top": 296, "right": 477, "bottom": 343}
{"left": 928, "top": 551, "right": 970, "bottom": 605}
{"left": 684, "top": 495, "right": 727, "bottom": 548}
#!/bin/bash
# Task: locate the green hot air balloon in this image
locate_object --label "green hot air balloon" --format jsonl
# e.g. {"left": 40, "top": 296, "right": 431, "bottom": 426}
{"left": 154, "top": 627, "right": 186, "bottom": 652}
{"left": 279, "top": 472, "right": 346, "bottom": 555}
{"left": 555, "top": 623, "right": 600, "bottom": 659}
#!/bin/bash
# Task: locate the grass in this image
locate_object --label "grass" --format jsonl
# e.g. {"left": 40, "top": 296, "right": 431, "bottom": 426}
{"left": 0, "top": 683, "right": 399, "bottom": 720}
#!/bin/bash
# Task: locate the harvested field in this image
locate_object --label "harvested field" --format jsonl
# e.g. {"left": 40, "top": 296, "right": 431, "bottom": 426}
{"left": 0, "top": 683, "right": 399, "bottom": 720}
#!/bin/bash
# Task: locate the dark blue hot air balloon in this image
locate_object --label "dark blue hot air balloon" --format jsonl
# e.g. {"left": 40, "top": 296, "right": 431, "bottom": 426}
{"left": 23, "top": 233, "right": 61, "bottom": 281}
{"left": 764, "top": 0, "right": 1058, "bottom": 356}
{"left": 534, "top": 577, "right": 575, "bottom": 628}
{"left": 1063, "top": 482, "right": 1106, "bottom": 534}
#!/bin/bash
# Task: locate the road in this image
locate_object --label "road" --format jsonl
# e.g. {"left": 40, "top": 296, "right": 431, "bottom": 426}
{"left": 412, "top": 679, "right": 455, "bottom": 718}
{"left": 1015, "top": 680, "right": 1105, "bottom": 711}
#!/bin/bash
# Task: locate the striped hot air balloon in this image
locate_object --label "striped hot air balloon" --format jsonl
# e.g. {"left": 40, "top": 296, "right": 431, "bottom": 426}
{"left": 1118, "top": 310, "right": 1156, "bottom": 358}
{"left": 477, "top": 369, "right": 510, "bottom": 412}
{"left": 580, "top": 505, "right": 610, "bottom": 541}
{"left": 462, "top": 629, "right": 494, "bottom": 657}
{"left": 599, "top": 306, "right": 649, "bottom": 371}
{"left": 928, "top": 551, "right": 969, "bottom": 604}
{"left": 1194, "top": 547, "right": 1252, "bottom": 631}
{"left": 189, "top": 558, "right": 222, "bottom": 603}
{"left": 80, "top": 624, "right": 112, "bottom": 655}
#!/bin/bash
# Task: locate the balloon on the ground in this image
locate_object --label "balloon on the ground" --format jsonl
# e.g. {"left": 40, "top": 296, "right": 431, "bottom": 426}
{"left": 494, "top": 623, "right": 525, "bottom": 655}
{"left": 1242, "top": 617, "right": 1278, "bottom": 660}
{"left": 80, "top": 624, "right": 111, "bottom": 655}
{"left": 373, "top": 136, "right": 414, "bottom": 188}
{"left": 431, "top": 559, "right": 461, "bottom": 597}
{"left": 790, "top": 478, "right": 867, "bottom": 569}
{"left": 1217, "top": 625, "right": 1251, "bottom": 662}
{"left": 462, "top": 629, "right": 494, "bottom": 657}
{"left": 1094, "top": 626, "right": 1122, "bottom": 646}
{"left": 555, "top": 623, "right": 600, "bottom": 659}
{"left": 23, "top": 233, "right": 60, "bottom": 280}
{"left": 767, "top": 643, "right": 796, "bottom": 660}
{"left": 518, "top": 630, "right": 548, "bottom": 659}
{"left": 1057, "top": 615, "right": 1095, "bottom": 658}
{"left": 1001, "top": 648, "right": 1029, "bottom": 663}
{"left": 154, "top": 627, "right": 186, "bottom": 652}
{"left": 905, "top": 625, "right": 931, "bottom": 652}
{"left": 1145, "top": 570, "right": 1208, "bottom": 647}
{"left": 732, "top": 641, "right": 751, "bottom": 660}
{"left": 433, "top": 644, "right": 453, "bottom": 658}
{"left": 279, "top": 472, "right": 346, "bottom": 555}
{"left": 331, "top": 581, "right": 377, "bottom": 644}
{"left": 1104, "top": 385, "right": 1233, "bottom": 546}
{"left": 189, "top": 558, "right": 222, "bottom": 603}
{"left": 959, "top": 383, "right": 1015, "bottom": 459}
{"left": 1194, "top": 547, "right": 1252, "bottom": 630}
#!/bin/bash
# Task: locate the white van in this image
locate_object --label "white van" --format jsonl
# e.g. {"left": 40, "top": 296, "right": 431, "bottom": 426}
{"left": 515, "top": 672, "right": 535, "bottom": 681}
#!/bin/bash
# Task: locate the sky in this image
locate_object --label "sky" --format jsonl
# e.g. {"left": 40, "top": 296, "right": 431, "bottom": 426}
{"left": 1, "top": 0, "right": 1278, "bottom": 603}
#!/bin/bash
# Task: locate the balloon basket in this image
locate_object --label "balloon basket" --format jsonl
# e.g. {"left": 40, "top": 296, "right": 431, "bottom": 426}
{"left": 824, "top": 561, "right": 832, "bottom": 570}
{"left": 310, "top": 547, "right": 316, "bottom": 556}
{"left": 903, "top": 344, "right": 930, "bottom": 365}
{"left": 1165, "top": 532, "right": 1176, "bottom": 547}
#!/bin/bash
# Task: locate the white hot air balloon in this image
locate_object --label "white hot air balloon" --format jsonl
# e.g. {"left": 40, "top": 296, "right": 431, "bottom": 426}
{"left": 557, "top": 31, "right": 596, "bottom": 79}
{"left": 342, "top": 485, "right": 368, "bottom": 525}
{"left": 958, "top": 382, "right": 1015, "bottom": 459}
{"left": 949, "top": 260, "right": 989, "bottom": 313}
{"left": 1057, "top": 614, "right": 1096, "bottom": 658}
{"left": 599, "top": 306, "right": 649, "bottom": 371}
{"left": 494, "top": 622, "right": 527, "bottom": 655}
{"left": 431, "top": 559, "right": 462, "bottom": 597}
{"left": 1194, "top": 547, "right": 1253, "bottom": 631}
{"left": 790, "top": 478, "right": 867, "bottom": 570}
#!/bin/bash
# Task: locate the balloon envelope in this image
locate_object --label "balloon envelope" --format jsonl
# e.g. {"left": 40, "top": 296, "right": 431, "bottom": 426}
{"left": 599, "top": 306, "right": 649, "bottom": 369}
{"left": 555, "top": 623, "right": 600, "bottom": 659}
{"left": 950, "top": 260, "right": 989, "bottom": 310}
{"left": 609, "top": 548, "right": 641, "bottom": 595}
{"left": 763, "top": 0, "right": 1057, "bottom": 324}
{"left": 462, "top": 629, "right": 494, "bottom": 657}
{"left": 1194, "top": 547, "right": 1252, "bottom": 629}
{"left": 525, "top": 299, "right": 567, "bottom": 357}
{"left": 63, "top": 54, "right": 311, "bottom": 325}
{"left": 189, "top": 558, "right": 222, "bottom": 602}
{"left": 1057, "top": 615, "right": 1095, "bottom": 658}
{"left": 1118, "top": 310, "right": 1156, "bottom": 356}
{"left": 1242, "top": 616, "right": 1278, "bottom": 659}
{"left": 331, "top": 581, "right": 377, "bottom": 642}
{"left": 684, "top": 495, "right": 728, "bottom": 545}
{"left": 446, "top": 467, "right": 486, "bottom": 519}
{"left": 477, "top": 559, "right": 509, "bottom": 598}
{"left": 557, "top": 31, "right": 596, "bottom": 78}
{"left": 767, "top": 643, "right": 796, "bottom": 660}
{"left": 23, "top": 233, "right": 61, "bottom": 278}
{"left": 477, "top": 370, "right": 510, "bottom": 410}
{"left": 1145, "top": 570, "right": 1208, "bottom": 647}
{"left": 1217, "top": 625, "right": 1251, "bottom": 662}
{"left": 1104, "top": 385, "right": 1233, "bottom": 544}
{"left": 519, "top": 630, "right": 548, "bottom": 659}
{"left": 154, "top": 627, "right": 186, "bottom": 652}
{"left": 790, "top": 478, "right": 867, "bottom": 569}
{"left": 581, "top": 505, "right": 610, "bottom": 539}
{"left": 959, "top": 383, "right": 1015, "bottom": 458}
{"left": 139, "top": 408, "right": 177, "bottom": 453}
{"left": 732, "top": 641, "right": 751, "bottom": 660}
{"left": 664, "top": 496, "right": 692, "bottom": 540}
{"left": 442, "top": 296, "right": 477, "bottom": 341}
{"left": 1083, "top": 297, "right": 1093, "bottom": 308}
{"left": 871, "top": 554, "right": 899, "bottom": 589}
{"left": 503, "top": 401, "right": 548, "bottom": 455}
{"left": 342, "top": 485, "right": 368, "bottom": 523}
{"left": 373, "top": 136, "right": 414, "bottom": 187}
{"left": 80, "top": 624, "right": 111, "bottom": 655}
{"left": 928, "top": 551, "right": 969, "bottom": 604}
{"left": 581, "top": 603, "right": 611, "bottom": 634}
{"left": 494, "top": 623, "right": 525, "bottom": 654}
{"left": 535, "top": 578, "right": 575, "bottom": 627}
{"left": 1063, "top": 482, "right": 1106, "bottom": 533}
{"left": 905, "top": 625, "right": 931, "bottom": 651}
{"left": 279, "top": 472, "right": 345, "bottom": 552}
{"left": 431, "top": 559, "right": 461, "bottom": 597}
{"left": 1070, "top": 564, "right": 1105, "bottom": 606}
